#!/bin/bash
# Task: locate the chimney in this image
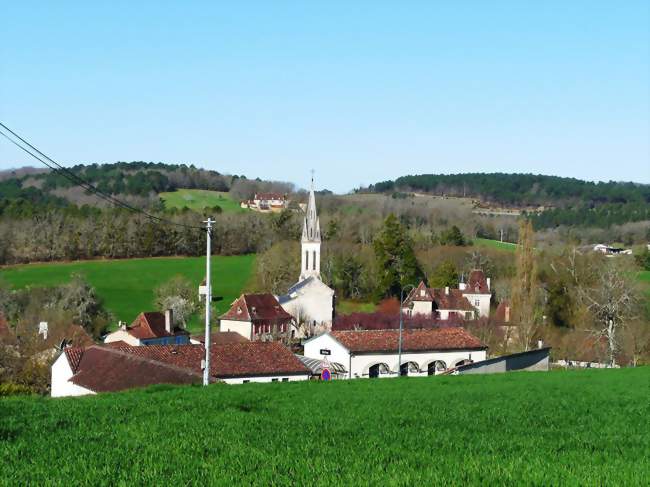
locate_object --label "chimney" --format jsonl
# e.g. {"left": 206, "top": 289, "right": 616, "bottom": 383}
{"left": 487, "top": 278, "right": 491, "bottom": 290}
{"left": 445, "top": 286, "right": 450, "bottom": 295}
{"left": 537, "top": 339, "right": 544, "bottom": 349}
{"left": 165, "top": 309, "right": 173, "bottom": 333}
{"left": 119, "top": 321, "right": 127, "bottom": 331}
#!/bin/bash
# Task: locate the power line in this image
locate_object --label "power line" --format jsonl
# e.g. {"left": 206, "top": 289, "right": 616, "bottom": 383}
{"left": 0, "top": 122, "right": 205, "bottom": 231}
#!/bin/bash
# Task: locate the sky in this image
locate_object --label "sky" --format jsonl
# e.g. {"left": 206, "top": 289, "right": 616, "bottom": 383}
{"left": 1, "top": 1, "right": 649, "bottom": 193}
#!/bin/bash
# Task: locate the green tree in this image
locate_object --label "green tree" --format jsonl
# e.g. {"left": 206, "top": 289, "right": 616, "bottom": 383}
{"left": 439, "top": 225, "right": 466, "bottom": 246}
{"left": 429, "top": 260, "right": 459, "bottom": 288}
{"left": 373, "top": 214, "right": 423, "bottom": 299}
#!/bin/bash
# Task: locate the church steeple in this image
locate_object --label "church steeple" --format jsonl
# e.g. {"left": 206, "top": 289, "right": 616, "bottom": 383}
{"left": 300, "top": 174, "right": 321, "bottom": 281}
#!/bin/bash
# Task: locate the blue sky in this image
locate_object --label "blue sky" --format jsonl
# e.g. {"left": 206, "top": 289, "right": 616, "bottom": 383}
{"left": 1, "top": 1, "right": 648, "bottom": 193}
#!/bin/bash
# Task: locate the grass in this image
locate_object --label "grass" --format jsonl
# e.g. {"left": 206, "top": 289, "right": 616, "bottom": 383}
{"left": 337, "top": 299, "right": 377, "bottom": 314}
{"left": 0, "top": 255, "right": 255, "bottom": 327}
{"left": 1, "top": 368, "right": 648, "bottom": 485}
{"left": 473, "top": 237, "right": 517, "bottom": 251}
{"left": 160, "top": 189, "right": 246, "bottom": 213}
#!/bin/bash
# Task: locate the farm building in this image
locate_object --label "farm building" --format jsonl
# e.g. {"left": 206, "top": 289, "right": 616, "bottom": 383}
{"left": 103, "top": 310, "right": 190, "bottom": 346}
{"left": 278, "top": 180, "right": 335, "bottom": 334}
{"left": 241, "top": 192, "right": 289, "bottom": 212}
{"left": 402, "top": 271, "right": 492, "bottom": 321}
{"left": 219, "top": 293, "right": 296, "bottom": 341}
{"left": 51, "top": 341, "right": 311, "bottom": 397}
{"left": 304, "top": 328, "right": 487, "bottom": 379}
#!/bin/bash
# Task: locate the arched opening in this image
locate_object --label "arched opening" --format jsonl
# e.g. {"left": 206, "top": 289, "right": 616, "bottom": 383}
{"left": 454, "top": 359, "right": 471, "bottom": 368}
{"left": 399, "top": 361, "right": 420, "bottom": 376}
{"left": 368, "top": 363, "right": 389, "bottom": 379}
{"left": 427, "top": 360, "right": 447, "bottom": 376}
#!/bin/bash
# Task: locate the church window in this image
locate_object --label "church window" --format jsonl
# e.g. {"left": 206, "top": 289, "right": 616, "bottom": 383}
{"left": 305, "top": 251, "right": 309, "bottom": 270}
{"left": 312, "top": 251, "right": 316, "bottom": 270}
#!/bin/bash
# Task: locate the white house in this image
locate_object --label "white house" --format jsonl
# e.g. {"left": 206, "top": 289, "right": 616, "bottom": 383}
{"left": 459, "top": 269, "right": 492, "bottom": 318}
{"left": 304, "top": 328, "right": 487, "bottom": 379}
{"left": 104, "top": 310, "right": 190, "bottom": 346}
{"left": 278, "top": 180, "right": 335, "bottom": 334}
{"left": 403, "top": 282, "right": 476, "bottom": 321}
{"left": 219, "top": 293, "right": 296, "bottom": 341}
{"left": 241, "top": 192, "right": 289, "bottom": 212}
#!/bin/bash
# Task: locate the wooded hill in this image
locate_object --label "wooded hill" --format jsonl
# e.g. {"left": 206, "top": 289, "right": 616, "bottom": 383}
{"left": 365, "top": 173, "right": 650, "bottom": 229}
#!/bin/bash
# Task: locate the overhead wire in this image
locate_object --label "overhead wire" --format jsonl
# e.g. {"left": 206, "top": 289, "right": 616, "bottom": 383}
{"left": 0, "top": 122, "right": 206, "bottom": 231}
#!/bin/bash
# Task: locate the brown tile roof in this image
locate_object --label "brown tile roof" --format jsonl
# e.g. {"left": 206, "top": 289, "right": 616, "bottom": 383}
{"left": 219, "top": 294, "right": 294, "bottom": 325}
{"left": 127, "top": 312, "right": 188, "bottom": 340}
{"left": 111, "top": 342, "right": 310, "bottom": 379}
{"left": 405, "top": 282, "right": 474, "bottom": 311}
{"left": 68, "top": 346, "right": 202, "bottom": 393}
{"left": 64, "top": 347, "right": 85, "bottom": 373}
{"left": 464, "top": 270, "right": 489, "bottom": 294}
{"left": 255, "top": 192, "right": 286, "bottom": 201}
{"left": 190, "top": 331, "right": 250, "bottom": 345}
{"left": 329, "top": 327, "right": 486, "bottom": 353}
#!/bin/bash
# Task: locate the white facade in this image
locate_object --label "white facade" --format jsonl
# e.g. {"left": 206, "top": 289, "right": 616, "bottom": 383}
{"left": 103, "top": 329, "right": 141, "bottom": 346}
{"left": 221, "top": 374, "right": 310, "bottom": 384}
{"left": 220, "top": 319, "right": 253, "bottom": 340}
{"left": 300, "top": 241, "right": 321, "bottom": 281}
{"left": 304, "top": 333, "right": 486, "bottom": 380}
{"left": 50, "top": 353, "right": 95, "bottom": 398}
{"left": 461, "top": 292, "right": 491, "bottom": 318}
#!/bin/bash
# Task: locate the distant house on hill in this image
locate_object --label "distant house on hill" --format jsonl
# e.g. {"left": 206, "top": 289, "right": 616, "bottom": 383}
{"left": 219, "top": 293, "right": 296, "bottom": 341}
{"left": 593, "top": 244, "right": 632, "bottom": 256}
{"left": 304, "top": 328, "right": 487, "bottom": 379}
{"left": 51, "top": 341, "right": 311, "bottom": 396}
{"left": 103, "top": 310, "right": 189, "bottom": 346}
{"left": 241, "top": 193, "right": 289, "bottom": 212}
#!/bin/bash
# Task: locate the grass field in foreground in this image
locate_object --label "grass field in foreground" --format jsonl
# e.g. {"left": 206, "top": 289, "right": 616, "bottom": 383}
{"left": 1, "top": 368, "right": 648, "bottom": 485}
{"left": 160, "top": 189, "right": 246, "bottom": 213}
{"left": 473, "top": 237, "right": 517, "bottom": 251}
{"left": 0, "top": 255, "right": 255, "bottom": 327}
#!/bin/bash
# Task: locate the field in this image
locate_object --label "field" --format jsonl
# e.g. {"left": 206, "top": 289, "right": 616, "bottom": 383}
{"left": 337, "top": 299, "right": 377, "bottom": 314}
{"left": 0, "top": 255, "right": 255, "bottom": 327}
{"left": 1, "top": 368, "right": 648, "bottom": 485}
{"left": 473, "top": 237, "right": 517, "bottom": 251}
{"left": 160, "top": 189, "right": 246, "bottom": 213}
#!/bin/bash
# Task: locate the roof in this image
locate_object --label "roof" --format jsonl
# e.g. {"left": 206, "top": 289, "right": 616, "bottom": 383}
{"left": 279, "top": 277, "right": 334, "bottom": 304}
{"left": 66, "top": 346, "right": 202, "bottom": 393}
{"left": 296, "top": 355, "right": 347, "bottom": 375}
{"left": 111, "top": 342, "right": 310, "bottom": 378}
{"left": 254, "top": 192, "right": 286, "bottom": 201}
{"left": 329, "top": 328, "right": 485, "bottom": 353}
{"left": 126, "top": 312, "right": 187, "bottom": 340}
{"left": 190, "top": 331, "right": 249, "bottom": 345}
{"left": 405, "top": 282, "right": 474, "bottom": 311}
{"left": 464, "top": 270, "right": 489, "bottom": 294}
{"left": 494, "top": 300, "right": 511, "bottom": 324}
{"left": 219, "top": 294, "right": 294, "bottom": 324}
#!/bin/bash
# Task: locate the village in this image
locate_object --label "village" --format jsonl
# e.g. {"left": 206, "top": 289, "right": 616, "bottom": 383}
{"left": 23, "top": 181, "right": 556, "bottom": 398}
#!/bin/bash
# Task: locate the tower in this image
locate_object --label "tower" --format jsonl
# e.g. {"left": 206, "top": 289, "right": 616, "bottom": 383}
{"left": 300, "top": 177, "right": 321, "bottom": 281}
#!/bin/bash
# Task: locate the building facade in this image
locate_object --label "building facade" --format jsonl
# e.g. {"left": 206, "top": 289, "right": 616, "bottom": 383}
{"left": 219, "top": 293, "right": 296, "bottom": 341}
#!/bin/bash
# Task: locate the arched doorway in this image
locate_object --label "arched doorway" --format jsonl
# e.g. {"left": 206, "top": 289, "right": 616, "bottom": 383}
{"left": 400, "top": 362, "right": 420, "bottom": 376}
{"left": 427, "top": 360, "right": 447, "bottom": 376}
{"left": 368, "top": 363, "right": 388, "bottom": 378}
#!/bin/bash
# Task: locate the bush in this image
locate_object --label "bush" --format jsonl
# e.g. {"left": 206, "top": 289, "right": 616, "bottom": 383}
{"left": 0, "top": 382, "right": 34, "bottom": 397}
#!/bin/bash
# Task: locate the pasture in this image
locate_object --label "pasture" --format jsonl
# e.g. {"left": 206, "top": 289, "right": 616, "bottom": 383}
{"left": 473, "top": 237, "right": 517, "bottom": 251}
{"left": 160, "top": 189, "right": 246, "bottom": 213}
{"left": 1, "top": 367, "right": 648, "bottom": 485}
{"left": 0, "top": 255, "right": 255, "bottom": 326}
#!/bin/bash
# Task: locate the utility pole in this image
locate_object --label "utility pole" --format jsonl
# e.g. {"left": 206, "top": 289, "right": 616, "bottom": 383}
{"left": 203, "top": 218, "right": 213, "bottom": 386}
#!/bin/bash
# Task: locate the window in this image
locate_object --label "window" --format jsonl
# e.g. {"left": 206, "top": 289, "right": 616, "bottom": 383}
{"left": 474, "top": 299, "right": 480, "bottom": 307}
{"left": 272, "top": 378, "right": 279, "bottom": 382}
{"left": 243, "top": 380, "right": 250, "bottom": 384}
{"left": 282, "top": 378, "right": 289, "bottom": 382}
{"left": 305, "top": 251, "right": 309, "bottom": 270}
{"left": 312, "top": 251, "right": 316, "bottom": 270}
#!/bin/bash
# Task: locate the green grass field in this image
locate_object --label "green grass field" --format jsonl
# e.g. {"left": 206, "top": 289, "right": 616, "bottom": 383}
{"left": 473, "top": 237, "right": 517, "bottom": 251}
{"left": 160, "top": 189, "right": 246, "bottom": 213}
{"left": 1, "top": 368, "right": 648, "bottom": 485}
{"left": 0, "top": 255, "right": 255, "bottom": 327}
{"left": 337, "top": 299, "right": 377, "bottom": 314}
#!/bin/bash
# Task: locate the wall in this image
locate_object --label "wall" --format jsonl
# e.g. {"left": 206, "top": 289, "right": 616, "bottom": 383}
{"left": 281, "top": 280, "right": 334, "bottom": 327}
{"left": 220, "top": 319, "right": 252, "bottom": 340}
{"left": 457, "top": 348, "right": 550, "bottom": 375}
{"left": 222, "top": 374, "right": 310, "bottom": 384}
{"left": 50, "top": 353, "right": 95, "bottom": 398}
{"left": 104, "top": 329, "right": 140, "bottom": 346}
{"left": 463, "top": 293, "right": 491, "bottom": 318}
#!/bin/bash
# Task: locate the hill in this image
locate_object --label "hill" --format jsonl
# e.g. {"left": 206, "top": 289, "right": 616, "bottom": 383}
{"left": 1, "top": 368, "right": 648, "bottom": 484}
{"left": 365, "top": 173, "right": 650, "bottom": 229}
{"left": 160, "top": 189, "right": 246, "bottom": 214}
{"left": 0, "top": 255, "right": 255, "bottom": 329}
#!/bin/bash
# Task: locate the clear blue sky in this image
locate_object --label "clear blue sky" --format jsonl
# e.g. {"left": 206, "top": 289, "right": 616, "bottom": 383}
{"left": 1, "top": 1, "right": 648, "bottom": 193}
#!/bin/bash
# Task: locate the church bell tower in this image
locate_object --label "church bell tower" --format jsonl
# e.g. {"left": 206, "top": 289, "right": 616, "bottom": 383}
{"left": 300, "top": 176, "right": 321, "bottom": 281}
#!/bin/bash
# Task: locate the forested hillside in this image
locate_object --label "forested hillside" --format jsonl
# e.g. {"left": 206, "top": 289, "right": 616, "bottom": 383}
{"left": 365, "top": 173, "right": 650, "bottom": 229}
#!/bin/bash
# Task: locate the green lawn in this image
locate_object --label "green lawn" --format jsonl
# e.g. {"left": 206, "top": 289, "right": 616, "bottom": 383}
{"left": 1, "top": 368, "right": 648, "bottom": 484}
{"left": 337, "top": 299, "right": 377, "bottom": 314}
{"left": 160, "top": 189, "right": 246, "bottom": 213}
{"left": 473, "top": 237, "right": 517, "bottom": 251}
{"left": 0, "top": 255, "right": 255, "bottom": 327}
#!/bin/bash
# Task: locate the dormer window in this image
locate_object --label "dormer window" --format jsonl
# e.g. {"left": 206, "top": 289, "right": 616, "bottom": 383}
{"left": 420, "top": 289, "right": 425, "bottom": 297}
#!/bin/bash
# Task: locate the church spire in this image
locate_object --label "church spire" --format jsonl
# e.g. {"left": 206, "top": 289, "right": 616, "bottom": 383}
{"left": 300, "top": 172, "right": 321, "bottom": 281}
{"left": 302, "top": 173, "right": 321, "bottom": 243}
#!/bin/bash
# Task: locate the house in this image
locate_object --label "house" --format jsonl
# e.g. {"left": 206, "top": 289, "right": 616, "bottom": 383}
{"left": 51, "top": 341, "right": 311, "bottom": 396}
{"left": 103, "top": 310, "right": 189, "bottom": 346}
{"left": 304, "top": 327, "right": 487, "bottom": 379}
{"left": 241, "top": 193, "right": 289, "bottom": 212}
{"left": 51, "top": 345, "right": 203, "bottom": 397}
{"left": 403, "top": 282, "right": 476, "bottom": 321}
{"left": 593, "top": 244, "right": 632, "bottom": 256}
{"left": 459, "top": 270, "right": 492, "bottom": 318}
{"left": 219, "top": 294, "right": 295, "bottom": 341}
{"left": 278, "top": 179, "right": 335, "bottom": 334}
{"left": 189, "top": 331, "right": 250, "bottom": 345}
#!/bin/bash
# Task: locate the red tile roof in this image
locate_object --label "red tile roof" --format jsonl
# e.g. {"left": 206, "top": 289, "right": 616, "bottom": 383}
{"left": 219, "top": 294, "right": 294, "bottom": 325}
{"left": 329, "top": 327, "right": 485, "bottom": 353}
{"left": 64, "top": 347, "right": 85, "bottom": 373}
{"left": 464, "top": 270, "right": 489, "bottom": 294}
{"left": 68, "top": 346, "right": 202, "bottom": 393}
{"left": 254, "top": 192, "right": 286, "bottom": 201}
{"left": 112, "top": 342, "right": 310, "bottom": 378}
{"left": 406, "top": 282, "right": 474, "bottom": 311}
{"left": 126, "top": 312, "right": 188, "bottom": 340}
{"left": 190, "top": 331, "right": 250, "bottom": 345}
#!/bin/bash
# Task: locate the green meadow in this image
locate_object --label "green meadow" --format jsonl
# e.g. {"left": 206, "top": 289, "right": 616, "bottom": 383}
{"left": 473, "top": 237, "right": 517, "bottom": 251}
{"left": 160, "top": 189, "right": 246, "bottom": 213}
{"left": 1, "top": 367, "right": 648, "bottom": 485}
{"left": 0, "top": 255, "right": 255, "bottom": 326}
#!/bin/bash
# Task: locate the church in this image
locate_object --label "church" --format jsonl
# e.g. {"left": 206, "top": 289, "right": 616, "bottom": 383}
{"left": 278, "top": 181, "right": 335, "bottom": 336}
